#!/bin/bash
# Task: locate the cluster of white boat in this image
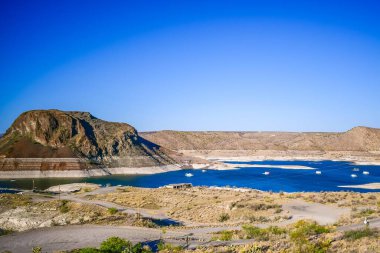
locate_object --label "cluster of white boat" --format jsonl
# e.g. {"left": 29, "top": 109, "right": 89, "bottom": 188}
{"left": 185, "top": 167, "right": 370, "bottom": 178}
{"left": 185, "top": 169, "right": 207, "bottom": 177}
{"left": 351, "top": 168, "right": 370, "bottom": 178}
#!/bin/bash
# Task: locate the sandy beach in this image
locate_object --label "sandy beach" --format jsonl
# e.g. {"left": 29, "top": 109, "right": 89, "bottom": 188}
{"left": 338, "top": 183, "right": 380, "bottom": 190}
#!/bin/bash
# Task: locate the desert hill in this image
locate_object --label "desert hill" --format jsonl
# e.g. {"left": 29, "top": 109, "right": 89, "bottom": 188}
{"left": 140, "top": 127, "right": 380, "bottom": 152}
{"left": 0, "top": 110, "right": 179, "bottom": 172}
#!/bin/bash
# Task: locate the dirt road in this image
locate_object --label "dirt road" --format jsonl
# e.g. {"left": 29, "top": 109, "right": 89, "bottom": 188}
{"left": 0, "top": 188, "right": 372, "bottom": 253}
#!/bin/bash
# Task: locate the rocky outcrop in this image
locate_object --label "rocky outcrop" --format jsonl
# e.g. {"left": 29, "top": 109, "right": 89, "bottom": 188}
{"left": 0, "top": 110, "right": 178, "bottom": 171}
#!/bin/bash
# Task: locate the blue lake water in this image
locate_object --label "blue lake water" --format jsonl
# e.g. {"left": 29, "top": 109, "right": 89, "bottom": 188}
{"left": 0, "top": 160, "right": 379, "bottom": 193}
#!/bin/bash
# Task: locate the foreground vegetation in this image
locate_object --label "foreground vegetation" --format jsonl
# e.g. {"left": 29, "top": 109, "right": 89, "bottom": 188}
{"left": 22, "top": 221, "right": 379, "bottom": 253}
{"left": 0, "top": 187, "right": 379, "bottom": 252}
{"left": 0, "top": 193, "right": 159, "bottom": 232}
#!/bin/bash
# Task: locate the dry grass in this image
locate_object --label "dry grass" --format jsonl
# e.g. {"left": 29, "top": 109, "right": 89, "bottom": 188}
{"left": 91, "top": 187, "right": 380, "bottom": 227}
{"left": 0, "top": 194, "right": 157, "bottom": 231}
{"left": 0, "top": 194, "right": 31, "bottom": 213}
{"left": 90, "top": 187, "right": 290, "bottom": 225}
{"left": 297, "top": 192, "right": 380, "bottom": 226}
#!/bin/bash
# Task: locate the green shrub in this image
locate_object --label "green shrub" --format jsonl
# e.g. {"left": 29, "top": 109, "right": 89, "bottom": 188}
{"left": 0, "top": 228, "right": 13, "bottom": 236}
{"left": 59, "top": 200, "right": 70, "bottom": 213}
{"left": 274, "top": 208, "right": 282, "bottom": 213}
{"left": 108, "top": 207, "right": 118, "bottom": 215}
{"left": 71, "top": 239, "right": 151, "bottom": 253}
{"left": 242, "top": 225, "right": 269, "bottom": 241}
{"left": 289, "top": 220, "right": 332, "bottom": 253}
{"left": 357, "top": 208, "right": 375, "bottom": 217}
{"left": 99, "top": 237, "right": 132, "bottom": 253}
{"left": 76, "top": 248, "right": 99, "bottom": 253}
{"left": 157, "top": 241, "right": 183, "bottom": 252}
{"left": 247, "top": 215, "right": 270, "bottom": 223}
{"left": 32, "top": 246, "right": 42, "bottom": 253}
{"left": 214, "top": 230, "right": 234, "bottom": 241}
{"left": 83, "top": 187, "right": 92, "bottom": 192}
{"left": 290, "top": 220, "right": 330, "bottom": 239}
{"left": 267, "top": 226, "right": 287, "bottom": 235}
{"left": 122, "top": 242, "right": 152, "bottom": 253}
{"left": 218, "top": 213, "right": 230, "bottom": 222}
{"left": 343, "top": 227, "right": 379, "bottom": 241}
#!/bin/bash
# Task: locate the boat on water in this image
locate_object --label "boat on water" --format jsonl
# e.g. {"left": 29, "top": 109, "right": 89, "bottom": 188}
{"left": 363, "top": 171, "right": 370, "bottom": 175}
{"left": 185, "top": 173, "right": 194, "bottom": 177}
{"left": 201, "top": 169, "right": 207, "bottom": 173}
{"left": 263, "top": 171, "right": 270, "bottom": 175}
{"left": 353, "top": 168, "right": 360, "bottom": 172}
{"left": 10, "top": 179, "right": 16, "bottom": 182}
{"left": 315, "top": 171, "right": 322, "bottom": 175}
{"left": 351, "top": 174, "right": 358, "bottom": 178}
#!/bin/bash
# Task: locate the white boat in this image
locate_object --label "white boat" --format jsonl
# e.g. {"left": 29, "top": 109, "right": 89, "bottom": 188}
{"left": 353, "top": 168, "right": 360, "bottom": 172}
{"left": 351, "top": 174, "right": 358, "bottom": 178}
{"left": 263, "top": 171, "right": 270, "bottom": 175}
{"left": 363, "top": 171, "right": 370, "bottom": 175}
{"left": 315, "top": 171, "right": 322, "bottom": 175}
{"left": 201, "top": 169, "right": 207, "bottom": 173}
{"left": 185, "top": 173, "right": 194, "bottom": 177}
{"left": 10, "top": 179, "right": 16, "bottom": 182}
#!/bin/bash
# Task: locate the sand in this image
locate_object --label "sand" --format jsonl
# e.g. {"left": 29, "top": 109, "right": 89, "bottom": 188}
{"left": 45, "top": 183, "right": 100, "bottom": 193}
{"left": 0, "top": 165, "right": 182, "bottom": 178}
{"left": 224, "top": 164, "right": 316, "bottom": 170}
{"left": 338, "top": 183, "right": 380, "bottom": 190}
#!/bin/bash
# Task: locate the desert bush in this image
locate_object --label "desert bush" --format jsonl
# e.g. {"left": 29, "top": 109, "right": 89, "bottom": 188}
{"left": 75, "top": 248, "right": 99, "bottom": 253}
{"left": 157, "top": 241, "right": 183, "bottom": 252}
{"left": 290, "top": 220, "right": 330, "bottom": 238}
{"left": 247, "top": 215, "right": 270, "bottom": 223}
{"left": 32, "top": 246, "right": 42, "bottom": 253}
{"left": 59, "top": 200, "right": 70, "bottom": 213}
{"left": 213, "top": 230, "right": 234, "bottom": 241}
{"left": 218, "top": 213, "right": 230, "bottom": 222}
{"left": 289, "top": 220, "right": 331, "bottom": 253}
{"left": 354, "top": 208, "right": 375, "bottom": 218}
{"left": 266, "top": 226, "right": 287, "bottom": 235}
{"left": 242, "top": 225, "right": 270, "bottom": 241}
{"left": 249, "top": 203, "right": 281, "bottom": 211}
{"left": 99, "top": 237, "right": 132, "bottom": 253}
{"left": 108, "top": 207, "right": 118, "bottom": 215}
{"left": 274, "top": 207, "right": 282, "bottom": 213}
{"left": 343, "top": 227, "right": 379, "bottom": 240}
{"left": 83, "top": 187, "right": 92, "bottom": 193}
{"left": 0, "top": 228, "right": 13, "bottom": 236}
{"left": 367, "top": 195, "right": 376, "bottom": 200}
{"left": 71, "top": 238, "right": 151, "bottom": 253}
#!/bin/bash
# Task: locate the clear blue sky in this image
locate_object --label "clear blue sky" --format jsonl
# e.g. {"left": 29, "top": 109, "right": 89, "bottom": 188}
{"left": 1, "top": 0, "right": 379, "bottom": 133}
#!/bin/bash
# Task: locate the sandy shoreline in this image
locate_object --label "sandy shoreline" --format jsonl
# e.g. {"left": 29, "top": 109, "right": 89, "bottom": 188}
{"left": 222, "top": 163, "right": 316, "bottom": 170}
{"left": 212, "top": 156, "right": 380, "bottom": 166}
{"left": 0, "top": 165, "right": 182, "bottom": 178}
{"left": 338, "top": 183, "right": 380, "bottom": 190}
{"left": 0, "top": 154, "right": 378, "bottom": 178}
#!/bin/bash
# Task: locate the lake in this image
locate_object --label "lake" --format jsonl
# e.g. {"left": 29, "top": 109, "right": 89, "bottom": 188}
{"left": 0, "top": 160, "right": 379, "bottom": 193}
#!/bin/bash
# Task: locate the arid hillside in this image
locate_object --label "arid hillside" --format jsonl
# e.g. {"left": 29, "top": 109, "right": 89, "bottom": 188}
{"left": 0, "top": 110, "right": 178, "bottom": 170}
{"left": 141, "top": 127, "right": 380, "bottom": 152}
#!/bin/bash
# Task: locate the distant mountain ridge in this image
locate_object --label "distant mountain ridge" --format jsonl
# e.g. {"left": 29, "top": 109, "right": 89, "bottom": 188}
{"left": 140, "top": 126, "right": 380, "bottom": 152}
{"left": 1, "top": 109, "right": 379, "bottom": 175}
{"left": 0, "top": 110, "right": 177, "bottom": 169}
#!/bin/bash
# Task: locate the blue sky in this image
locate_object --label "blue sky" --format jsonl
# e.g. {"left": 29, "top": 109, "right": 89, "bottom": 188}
{"left": 1, "top": 0, "right": 379, "bottom": 132}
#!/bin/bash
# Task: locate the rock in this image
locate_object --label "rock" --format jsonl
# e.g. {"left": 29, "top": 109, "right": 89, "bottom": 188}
{"left": 45, "top": 183, "right": 100, "bottom": 193}
{"left": 0, "top": 110, "right": 178, "bottom": 171}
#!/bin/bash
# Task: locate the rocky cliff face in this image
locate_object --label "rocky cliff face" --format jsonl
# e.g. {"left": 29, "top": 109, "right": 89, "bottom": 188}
{"left": 0, "top": 110, "right": 177, "bottom": 169}
{"left": 141, "top": 127, "right": 380, "bottom": 152}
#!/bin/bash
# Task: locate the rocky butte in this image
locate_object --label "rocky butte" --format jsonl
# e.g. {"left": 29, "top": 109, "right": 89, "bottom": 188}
{"left": 0, "top": 110, "right": 192, "bottom": 178}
